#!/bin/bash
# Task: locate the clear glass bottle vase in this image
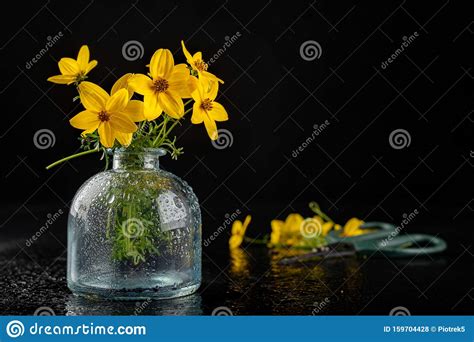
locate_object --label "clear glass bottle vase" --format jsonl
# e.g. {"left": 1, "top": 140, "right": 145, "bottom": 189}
{"left": 67, "top": 148, "right": 202, "bottom": 300}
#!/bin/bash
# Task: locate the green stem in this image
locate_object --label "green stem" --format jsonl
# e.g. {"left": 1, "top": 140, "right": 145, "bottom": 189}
{"left": 161, "top": 105, "right": 193, "bottom": 139}
{"left": 153, "top": 116, "right": 169, "bottom": 146}
{"left": 309, "top": 201, "right": 334, "bottom": 222}
{"left": 45, "top": 148, "right": 100, "bottom": 170}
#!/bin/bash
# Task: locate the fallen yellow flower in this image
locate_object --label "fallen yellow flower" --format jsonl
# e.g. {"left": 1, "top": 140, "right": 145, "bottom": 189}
{"left": 269, "top": 213, "right": 330, "bottom": 248}
{"left": 229, "top": 215, "right": 251, "bottom": 249}
{"left": 340, "top": 217, "right": 366, "bottom": 237}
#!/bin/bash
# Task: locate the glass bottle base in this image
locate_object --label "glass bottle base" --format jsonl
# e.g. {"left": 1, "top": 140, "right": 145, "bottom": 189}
{"left": 68, "top": 274, "right": 200, "bottom": 300}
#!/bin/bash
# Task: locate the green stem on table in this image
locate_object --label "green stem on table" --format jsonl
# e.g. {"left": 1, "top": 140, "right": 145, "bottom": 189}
{"left": 45, "top": 148, "right": 100, "bottom": 170}
{"left": 242, "top": 237, "right": 322, "bottom": 250}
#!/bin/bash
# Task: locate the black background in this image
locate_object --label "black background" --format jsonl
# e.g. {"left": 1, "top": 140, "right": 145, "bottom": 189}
{"left": 0, "top": 0, "right": 473, "bottom": 315}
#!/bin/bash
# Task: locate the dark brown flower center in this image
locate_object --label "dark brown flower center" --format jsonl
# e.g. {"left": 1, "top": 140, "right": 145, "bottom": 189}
{"left": 153, "top": 78, "right": 169, "bottom": 93}
{"left": 98, "top": 110, "right": 110, "bottom": 122}
{"left": 194, "top": 60, "right": 208, "bottom": 72}
{"left": 201, "top": 98, "right": 213, "bottom": 111}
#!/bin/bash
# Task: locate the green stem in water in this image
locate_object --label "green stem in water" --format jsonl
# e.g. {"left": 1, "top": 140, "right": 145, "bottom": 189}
{"left": 45, "top": 148, "right": 100, "bottom": 170}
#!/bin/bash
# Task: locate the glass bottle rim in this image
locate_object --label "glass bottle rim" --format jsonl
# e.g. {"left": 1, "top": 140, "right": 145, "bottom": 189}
{"left": 110, "top": 147, "right": 167, "bottom": 156}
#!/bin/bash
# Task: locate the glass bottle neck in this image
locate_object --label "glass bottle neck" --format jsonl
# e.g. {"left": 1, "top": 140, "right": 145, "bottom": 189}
{"left": 112, "top": 149, "right": 165, "bottom": 171}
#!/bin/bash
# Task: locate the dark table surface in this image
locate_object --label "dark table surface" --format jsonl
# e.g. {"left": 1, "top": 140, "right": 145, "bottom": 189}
{"left": 0, "top": 208, "right": 473, "bottom": 316}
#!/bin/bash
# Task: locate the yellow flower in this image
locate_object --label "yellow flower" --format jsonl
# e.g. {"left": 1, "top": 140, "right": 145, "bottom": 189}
{"left": 47, "top": 45, "right": 97, "bottom": 85}
{"left": 269, "top": 213, "right": 304, "bottom": 247}
{"left": 191, "top": 80, "right": 228, "bottom": 140}
{"left": 181, "top": 40, "right": 223, "bottom": 87}
{"left": 340, "top": 217, "right": 366, "bottom": 237}
{"left": 269, "top": 214, "right": 331, "bottom": 248}
{"left": 128, "top": 49, "right": 195, "bottom": 121}
{"left": 108, "top": 73, "right": 146, "bottom": 146}
{"left": 229, "top": 215, "right": 251, "bottom": 249}
{"left": 69, "top": 81, "right": 138, "bottom": 147}
{"left": 270, "top": 221, "right": 281, "bottom": 245}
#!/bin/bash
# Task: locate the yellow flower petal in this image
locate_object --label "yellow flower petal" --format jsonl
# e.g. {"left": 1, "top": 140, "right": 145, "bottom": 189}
{"left": 121, "top": 100, "right": 145, "bottom": 122}
{"left": 181, "top": 40, "right": 194, "bottom": 64}
{"left": 208, "top": 80, "right": 219, "bottom": 100}
{"left": 192, "top": 79, "right": 206, "bottom": 101}
{"left": 191, "top": 102, "right": 204, "bottom": 124}
{"left": 128, "top": 74, "right": 154, "bottom": 95}
{"left": 231, "top": 221, "right": 243, "bottom": 236}
{"left": 158, "top": 91, "right": 184, "bottom": 119}
{"left": 77, "top": 45, "right": 90, "bottom": 71}
{"left": 229, "top": 215, "right": 251, "bottom": 249}
{"left": 143, "top": 94, "right": 163, "bottom": 121}
{"left": 47, "top": 75, "right": 76, "bottom": 84}
{"left": 79, "top": 81, "right": 109, "bottom": 112}
{"left": 168, "top": 64, "right": 194, "bottom": 98}
{"left": 111, "top": 73, "right": 134, "bottom": 98}
{"left": 149, "top": 49, "right": 174, "bottom": 79}
{"left": 69, "top": 110, "right": 99, "bottom": 130}
{"left": 106, "top": 88, "right": 129, "bottom": 113}
{"left": 186, "top": 76, "right": 199, "bottom": 98}
{"left": 193, "top": 51, "right": 202, "bottom": 60}
{"left": 58, "top": 58, "right": 80, "bottom": 76}
{"left": 115, "top": 132, "right": 133, "bottom": 146}
{"left": 81, "top": 127, "right": 97, "bottom": 136}
{"left": 209, "top": 102, "right": 228, "bottom": 122}
{"left": 85, "top": 60, "right": 98, "bottom": 75}
{"left": 98, "top": 122, "right": 114, "bottom": 147}
{"left": 109, "top": 112, "right": 137, "bottom": 133}
{"left": 229, "top": 235, "right": 243, "bottom": 249}
{"left": 270, "top": 220, "right": 284, "bottom": 245}
{"left": 285, "top": 213, "right": 304, "bottom": 229}
{"left": 203, "top": 114, "right": 218, "bottom": 140}
{"left": 241, "top": 215, "right": 251, "bottom": 234}
{"left": 270, "top": 230, "right": 280, "bottom": 245}
{"left": 201, "top": 70, "right": 224, "bottom": 84}
{"left": 341, "top": 218, "right": 364, "bottom": 237}
{"left": 322, "top": 222, "right": 334, "bottom": 236}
